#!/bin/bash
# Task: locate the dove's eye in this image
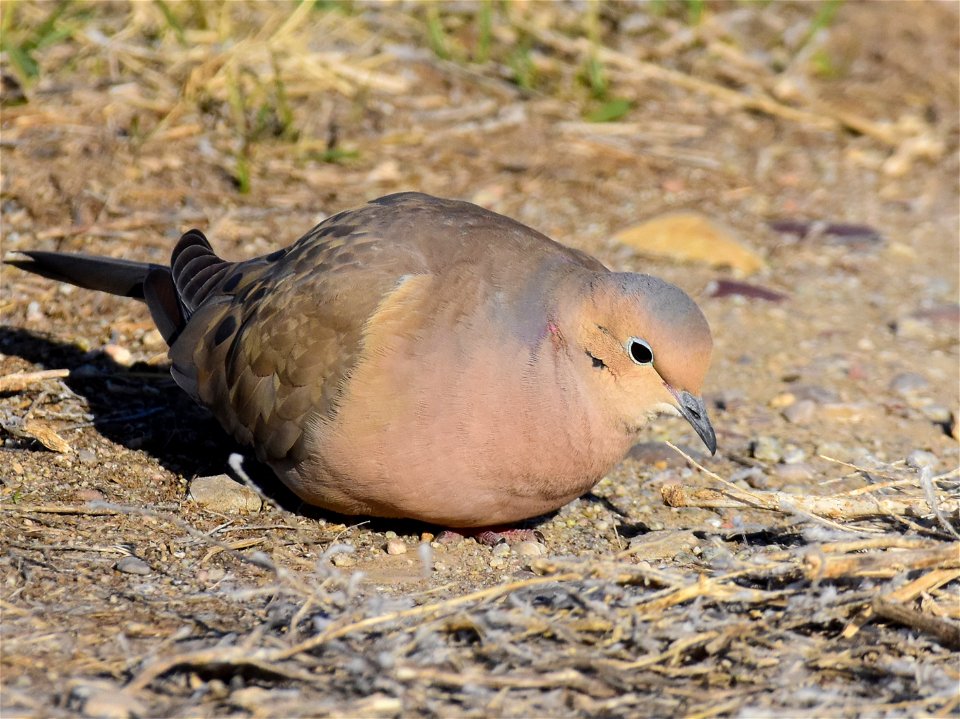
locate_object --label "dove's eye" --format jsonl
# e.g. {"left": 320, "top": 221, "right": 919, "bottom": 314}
{"left": 627, "top": 337, "right": 653, "bottom": 365}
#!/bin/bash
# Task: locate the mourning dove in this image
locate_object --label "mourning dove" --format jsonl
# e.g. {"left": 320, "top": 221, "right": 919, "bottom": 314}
{"left": 8, "top": 193, "right": 715, "bottom": 526}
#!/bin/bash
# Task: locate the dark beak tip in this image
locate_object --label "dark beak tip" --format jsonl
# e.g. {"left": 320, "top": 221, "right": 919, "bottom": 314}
{"left": 677, "top": 390, "right": 716, "bottom": 457}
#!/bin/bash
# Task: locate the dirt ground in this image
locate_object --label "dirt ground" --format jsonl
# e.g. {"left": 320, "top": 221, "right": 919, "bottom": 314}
{"left": 1, "top": 2, "right": 958, "bottom": 717}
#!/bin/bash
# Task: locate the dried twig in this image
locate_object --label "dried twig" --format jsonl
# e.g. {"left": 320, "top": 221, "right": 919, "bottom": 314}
{"left": 266, "top": 573, "right": 581, "bottom": 662}
{"left": 803, "top": 543, "right": 960, "bottom": 581}
{"left": 871, "top": 597, "right": 960, "bottom": 649}
{"left": 661, "top": 483, "right": 956, "bottom": 522}
{"left": 0, "top": 369, "right": 71, "bottom": 393}
{"left": 127, "top": 646, "right": 317, "bottom": 693}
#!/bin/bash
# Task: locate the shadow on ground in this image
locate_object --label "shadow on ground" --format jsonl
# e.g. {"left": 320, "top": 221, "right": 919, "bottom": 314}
{"left": 0, "top": 326, "right": 562, "bottom": 534}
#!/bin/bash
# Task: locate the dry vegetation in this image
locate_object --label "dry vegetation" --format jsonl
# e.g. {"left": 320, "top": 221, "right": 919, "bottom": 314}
{"left": 1, "top": 1, "right": 958, "bottom": 717}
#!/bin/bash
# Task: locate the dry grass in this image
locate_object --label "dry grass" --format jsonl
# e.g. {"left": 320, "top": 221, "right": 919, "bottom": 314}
{"left": 2, "top": 453, "right": 957, "bottom": 717}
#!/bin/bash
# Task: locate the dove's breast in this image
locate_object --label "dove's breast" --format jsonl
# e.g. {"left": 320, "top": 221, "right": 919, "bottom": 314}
{"left": 286, "top": 266, "right": 631, "bottom": 527}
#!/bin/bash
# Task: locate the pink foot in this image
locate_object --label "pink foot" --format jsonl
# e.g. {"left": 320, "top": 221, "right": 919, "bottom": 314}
{"left": 436, "top": 528, "right": 544, "bottom": 547}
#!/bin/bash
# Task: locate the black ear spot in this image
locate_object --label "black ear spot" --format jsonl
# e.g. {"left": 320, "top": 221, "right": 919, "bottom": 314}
{"left": 587, "top": 352, "right": 607, "bottom": 370}
{"left": 628, "top": 337, "right": 654, "bottom": 365}
{"left": 214, "top": 315, "right": 237, "bottom": 345}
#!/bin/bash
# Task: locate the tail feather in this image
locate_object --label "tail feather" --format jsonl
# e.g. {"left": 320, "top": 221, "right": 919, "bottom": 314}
{"left": 5, "top": 251, "right": 161, "bottom": 299}
{"left": 6, "top": 229, "right": 234, "bottom": 347}
{"left": 171, "top": 230, "right": 230, "bottom": 313}
{"left": 143, "top": 268, "right": 186, "bottom": 344}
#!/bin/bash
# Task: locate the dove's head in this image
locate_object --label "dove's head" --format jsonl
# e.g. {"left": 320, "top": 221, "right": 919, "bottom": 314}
{"left": 568, "top": 271, "right": 716, "bottom": 454}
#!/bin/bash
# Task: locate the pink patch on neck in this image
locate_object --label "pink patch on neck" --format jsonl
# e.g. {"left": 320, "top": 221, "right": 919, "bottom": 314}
{"left": 547, "top": 320, "right": 565, "bottom": 349}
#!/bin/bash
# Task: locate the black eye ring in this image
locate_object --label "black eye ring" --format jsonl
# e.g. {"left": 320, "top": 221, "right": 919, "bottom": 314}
{"left": 627, "top": 337, "right": 654, "bottom": 365}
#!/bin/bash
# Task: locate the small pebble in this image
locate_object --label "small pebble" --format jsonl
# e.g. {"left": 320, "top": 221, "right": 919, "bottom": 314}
{"left": 188, "top": 474, "right": 262, "bottom": 513}
{"left": 893, "top": 316, "right": 932, "bottom": 339}
{"left": 77, "top": 488, "right": 105, "bottom": 503}
{"left": 791, "top": 385, "right": 838, "bottom": 403}
{"left": 820, "top": 402, "right": 872, "bottom": 422}
{"left": 26, "top": 301, "right": 43, "bottom": 322}
{"left": 75, "top": 685, "right": 146, "bottom": 719}
{"left": 699, "top": 545, "right": 731, "bottom": 564}
{"left": 491, "top": 543, "right": 511, "bottom": 558}
{"left": 783, "top": 399, "right": 817, "bottom": 425}
{"left": 77, "top": 448, "right": 97, "bottom": 465}
{"left": 207, "top": 680, "right": 229, "bottom": 699}
{"left": 906, "top": 450, "right": 937, "bottom": 470}
{"left": 116, "top": 557, "right": 152, "bottom": 575}
{"left": 782, "top": 446, "right": 807, "bottom": 464}
{"left": 489, "top": 556, "right": 507, "bottom": 570}
{"left": 331, "top": 553, "right": 357, "bottom": 568}
{"left": 921, "top": 404, "right": 952, "bottom": 423}
{"left": 140, "top": 329, "right": 165, "bottom": 351}
{"left": 731, "top": 467, "right": 768, "bottom": 490}
{"left": 889, "top": 372, "right": 930, "bottom": 396}
{"left": 420, "top": 532, "right": 435, "bottom": 542}
{"left": 751, "top": 436, "right": 783, "bottom": 463}
{"left": 769, "top": 392, "right": 796, "bottom": 409}
{"left": 384, "top": 530, "right": 397, "bottom": 539}
{"left": 385, "top": 539, "right": 407, "bottom": 555}
{"left": 773, "top": 463, "right": 814, "bottom": 482}
{"left": 103, "top": 344, "right": 133, "bottom": 367}
{"left": 513, "top": 540, "right": 546, "bottom": 557}
{"left": 816, "top": 442, "right": 854, "bottom": 463}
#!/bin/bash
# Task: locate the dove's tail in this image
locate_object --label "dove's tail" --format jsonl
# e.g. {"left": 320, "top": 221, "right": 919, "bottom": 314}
{"left": 6, "top": 229, "right": 229, "bottom": 345}
{"left": 6, "top": 250, "right": 165, "bottom": 298}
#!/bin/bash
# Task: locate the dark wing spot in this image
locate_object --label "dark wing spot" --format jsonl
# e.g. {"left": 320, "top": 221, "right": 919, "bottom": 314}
{"left": 214, "top": 315, "right": 237, "bottom": 346}
{"left": 222, "top": 273, "right": 242, "bottom": 292}
{"left": 236, "top": 282, "right": 268, "bottom": 304}
{"left": 266, "top": 249, "right": 286, "bottom": 262}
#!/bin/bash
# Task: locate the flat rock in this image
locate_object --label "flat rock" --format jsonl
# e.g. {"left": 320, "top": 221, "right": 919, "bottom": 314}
{"left": 889, "top": 372, "right": 930, "bottom": 396}
{"left": 783, "top": 399, "right": 817, "bottom": 425}
{"left": 612, "top": 211, "right": 765, "bottom": 275}
{"left": 72, "top": 683, "right": 146, "bottom": 719}
{"left": 514, "top": 540, "right": 547, "bottom": 557}
{"left": 115, "top": 556, "right": 152, "bottom": 575}
{"left": 188, "top": 474, "right": 262, "bottom": 513}
{"left": 751, "top": 436, "right": 783, "bottom": 463}
{"left": 627, "top": 530, "right": 699, "bottom": 561}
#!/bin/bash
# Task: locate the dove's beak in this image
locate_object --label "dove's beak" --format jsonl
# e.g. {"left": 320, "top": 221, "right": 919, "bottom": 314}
{"left": 676, "top": 390, "right": 716, "bottom": 455}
